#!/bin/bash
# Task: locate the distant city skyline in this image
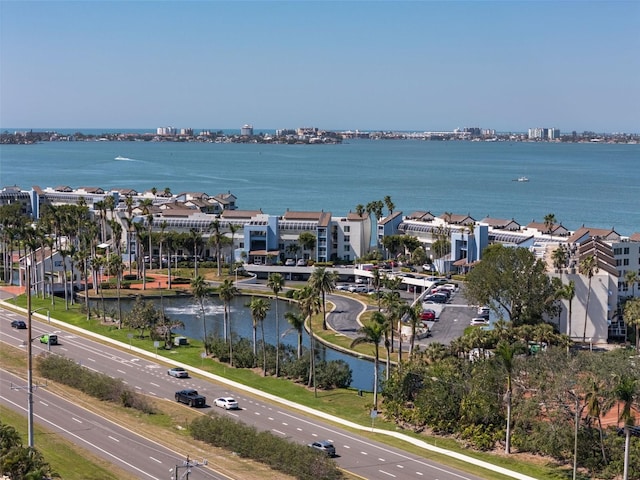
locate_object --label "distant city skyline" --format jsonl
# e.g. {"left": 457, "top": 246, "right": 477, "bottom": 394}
{"left": 1, "top": 1, "right": 638, "bottom": 133}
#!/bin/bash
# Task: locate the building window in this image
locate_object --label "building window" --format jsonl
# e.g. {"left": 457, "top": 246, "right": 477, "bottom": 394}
{"left": 344, "top": 245, "right": 350, "bottom": 252}
{"left": 344, "top": 235, "right": 350, "bottom": 242}
{"left": 623, "top": 247, "right": 629, "bottom": 254}
{"left": 623, "top": 259, "right": 629, "bottom": 266}
{"left": 344, "top": 226, "right": 350, "bottom": 232}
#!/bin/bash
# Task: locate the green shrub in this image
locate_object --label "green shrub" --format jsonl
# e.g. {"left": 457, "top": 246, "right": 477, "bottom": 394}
{"left": 190, "top": 415, "right": 342, "bottom": 480}
{"left": 36, "top": 354, "right": 155, "bottom": 414}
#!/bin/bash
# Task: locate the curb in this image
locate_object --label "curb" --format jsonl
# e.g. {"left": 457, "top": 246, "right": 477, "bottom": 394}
{"left": 1, "top": 300, "right": 538, "bottom": 480}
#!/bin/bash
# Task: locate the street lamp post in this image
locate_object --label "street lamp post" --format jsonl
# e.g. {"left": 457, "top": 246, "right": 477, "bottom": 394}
{"left": 26, "top": 262, "right": 34, "bottom": 448}
{"left": 24, "top": 261, "right": 50, "bottom": 448}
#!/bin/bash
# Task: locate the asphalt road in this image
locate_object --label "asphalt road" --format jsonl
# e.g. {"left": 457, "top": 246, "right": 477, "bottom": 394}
{"left": 0, "top": 367, "right": 224, "bottom": 480}
{"left": 0, "top": 305, "right": 494, "bottom": 480}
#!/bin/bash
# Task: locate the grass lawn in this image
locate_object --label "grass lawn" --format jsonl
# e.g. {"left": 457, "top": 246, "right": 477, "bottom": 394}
{"left": 3, "top": 293, "right": 570, "bottom": 480}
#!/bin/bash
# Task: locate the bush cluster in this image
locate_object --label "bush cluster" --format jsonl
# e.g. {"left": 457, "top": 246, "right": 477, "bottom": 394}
{"left": 36, "top": 354, "right": 155, "bottom": 414}
{"left": 190, "top": 415, "right": 342, "bottom": 480}
{"left": 207, "top": 336, "right": 352, "bottom": 389}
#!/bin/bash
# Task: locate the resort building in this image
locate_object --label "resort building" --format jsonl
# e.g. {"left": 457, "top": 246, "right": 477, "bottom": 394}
{"left": 5, "top": 184, "right": 639, "bottom": 346}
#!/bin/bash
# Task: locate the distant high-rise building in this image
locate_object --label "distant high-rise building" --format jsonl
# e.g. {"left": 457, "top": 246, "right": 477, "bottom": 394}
{"left": 241, "top": 124, "right": 254, "bottom": 136}
{"left": 157, "top": 126, "right": 177, "bottom": 136}
{"left": 528, "top": 127, "right": 559, "bottom": 140}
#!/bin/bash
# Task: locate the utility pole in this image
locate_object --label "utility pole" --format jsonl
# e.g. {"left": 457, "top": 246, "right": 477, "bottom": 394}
{"left": 170, "top": 455, "right": 207, "bottom": 480}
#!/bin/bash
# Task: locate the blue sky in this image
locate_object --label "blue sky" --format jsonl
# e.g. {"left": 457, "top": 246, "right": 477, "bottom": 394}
{"left": 1, "top": 1, "right": 638, "bottom": 132}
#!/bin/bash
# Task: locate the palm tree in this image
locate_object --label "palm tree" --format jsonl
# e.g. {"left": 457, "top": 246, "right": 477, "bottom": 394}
{"left": 350, "top": 315, "right": 385, "bottom": 410}
{"left": 284, "top": 311, "right": 305, "bottom": 359}
{"left": 371, "top": 267, "right": 383, "bottom": 310}
{"left": 355, "top": 204, "right": 365, "bottom": 217}
{"left": 613, "top": 374, "right": 638, "bottom": 480}
{"left": 579, "top": 254, "right": 599, "bottom": 343}
{"left": 208, "top": 219, "right": 224, "bottom": 277}
{"left": 551, "top": 246, "right": 568, "bottom": 272}
{"left": 383, "top": 276, "right": 403, "bottom": 353}
{"left": 495, "top": 341, "right": 517, "bottom": 454}
{"left": 228, "top": 223, "right": 241, "bottom": 265}
{"left": 584, "top": 377, "right": 609, "bottom": 465}
{"left": 383, "top": 195, "right": 395, "bottom": 215}
{"left": 543, "top": 213, "right": 556, "bottom": 236}
{"left": 146, "top": 214, "right": 154, "bottom": 272}
{"left": 158, "top": 220, "right": 168, "bottom": 279}
{"left": 406, "top": 304, "right": 422, "bottom": 358}
{"left": 623, "top": 298, "right": 640, "bottom": 352}
{"left": 625, "top": 270, "right": 638, "bottom": 298}
{"left": 218, "top": 279, "right": 240, "bottom": 365}
{"left": 248, "top": 297, "right": 270, "bottom": 374}
{"left": 189, "top": 228, "right": 202, "bottom": 278}
{"left": 294, "top": 285, "right": 321, "bottom": 394}
{"left": 298, "top": 232, "right": 316, "bottom": 263}
{"left": 309, "top": 266, "right": 336, "bottom": 330}
{"left": 560, "top": 280, "right": 576, "bottom": 340}
{"left": 107, "top": 253, "right": 123, "bottom": 327}
{"left": 191, "top": 275, "right": 209, "bottom": 353}
{"left": 267, "top": 272, "right": 285, "bottom": 377}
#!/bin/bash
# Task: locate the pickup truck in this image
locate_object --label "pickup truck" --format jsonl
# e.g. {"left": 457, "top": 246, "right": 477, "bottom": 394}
{"left": 175, "top": 389, "right": 206, "bottom": 408}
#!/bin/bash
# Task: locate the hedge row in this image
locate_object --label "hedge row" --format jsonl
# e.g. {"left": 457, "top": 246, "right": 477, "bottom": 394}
{"left": 36, "top": 354, "right": 155, "bottom": 414}
{"left": 190, "top": 415, "right": 342, "bottom": 480}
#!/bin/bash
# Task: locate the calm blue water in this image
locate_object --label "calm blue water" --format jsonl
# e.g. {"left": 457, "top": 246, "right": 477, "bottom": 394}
{"left": 91, "top": 295, "right": 378, "bottom": 392}
{"left": 1, "top": 139, "right": 638, "bottom": 235}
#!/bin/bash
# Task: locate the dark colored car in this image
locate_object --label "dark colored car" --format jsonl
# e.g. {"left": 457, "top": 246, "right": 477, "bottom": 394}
{"left": 424, "top": 294, "right": 447, "bottom": 304}
{"left": 11, "top": 320, "right": 27, "bottom": 329}
{"left": 175, "top": 389, "right": 206, "bottom": 408}
{"left": 309, "top": 440, "right": 336, "bottom": 457}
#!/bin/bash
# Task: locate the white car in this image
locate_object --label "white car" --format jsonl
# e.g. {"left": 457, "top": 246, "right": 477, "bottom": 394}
{"left": 214, "top": 397, "right": 239, "bottom": 410}
{"left": 470, "top": 318, "right": 490, "bottom": 326}
{"left": 296, "top": 258, "right": 307, "bottom": 266}
{"left": 285, "top": 259, "right": 295, "bottom": 266}
{"left": 167, "top": 367, "right": 189, "bottom": 378}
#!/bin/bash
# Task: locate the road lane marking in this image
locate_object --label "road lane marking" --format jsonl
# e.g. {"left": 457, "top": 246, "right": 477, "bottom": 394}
{"left": 108, "top": 436, "right": 120, "bottom": 442}
{"left": 72, "top": 417, "right": 82, "bottom": 423}
{"left": 272, "top": 429, "right": 286, "bottom": 436}
{"left": 150, "top": 457, "right": 162, "bottom": 464}
{"left": 379, "top": 470, "right": 396, "bottom": 477}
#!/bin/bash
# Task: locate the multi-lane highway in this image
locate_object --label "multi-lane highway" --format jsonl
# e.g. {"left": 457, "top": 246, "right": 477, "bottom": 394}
{"left": 0, "top": 305, "right": 506, "bottom": 480}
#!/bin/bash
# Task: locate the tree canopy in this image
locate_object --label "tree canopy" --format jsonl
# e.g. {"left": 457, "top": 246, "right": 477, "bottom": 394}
{"left": 465, "top": 244, "right": 560, "bottom": 326}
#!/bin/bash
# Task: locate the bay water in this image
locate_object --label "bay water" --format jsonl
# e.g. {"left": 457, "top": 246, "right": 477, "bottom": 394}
{"left": 1, "top": 138, "right": 638, "bottom": 235}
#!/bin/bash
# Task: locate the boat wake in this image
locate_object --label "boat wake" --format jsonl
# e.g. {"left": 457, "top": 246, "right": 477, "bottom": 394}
{"left": 114, "top": 155, "right": 134, "bottom": 161}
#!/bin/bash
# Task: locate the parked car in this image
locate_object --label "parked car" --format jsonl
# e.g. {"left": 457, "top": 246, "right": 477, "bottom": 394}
{"left": 308, "top": 440, "right": 336, "bottom": 457}
{"left": 420, "top": 309, "right": 436, "bottom": 321}
{"left": 424, "top": 294, "right": 447, "bottom": 304}
{"left": 40, "top": 334, "right": 58, "bottom": 345}
{"left": 348, "top": 285, "right": 368, "bottom": 293}
{"left": 285, "top": 258, "right": 295, "bottom": 266}
{"left": 175, "top": 389, "right": 206, "bottom": 407}
{"left": 470, "top": 318, "right": 490, "bottom": 326}
{"left": 335, "top": 284, "right": 350, "bottom": 291}
{"left": 214, "top": 397, "right": 239, "bottom": 410}
{"left": 167, "top": 367, "right": 189, "bottom": 378}
{"left": 11, "top": 320, "right": 26, "bottom": 329}
{"left": 477, "top": 306, "right": 491, "bottom": 317}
